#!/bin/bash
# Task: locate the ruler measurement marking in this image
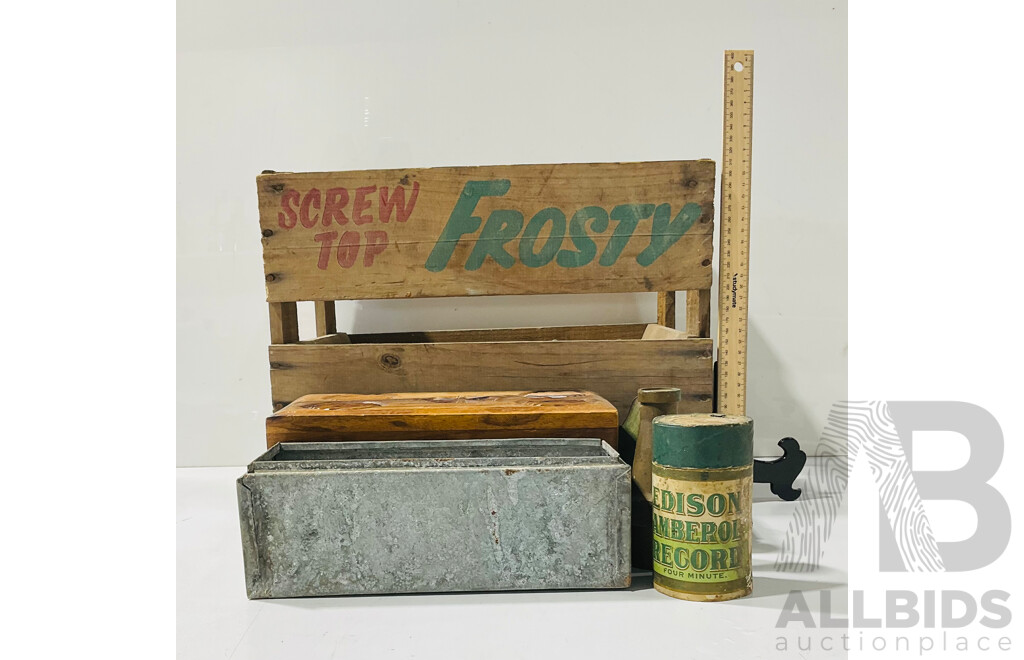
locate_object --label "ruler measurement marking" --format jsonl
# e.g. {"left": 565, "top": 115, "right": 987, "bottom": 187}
{"left": 717, "top": 50, "right": 753, "bottom": 415}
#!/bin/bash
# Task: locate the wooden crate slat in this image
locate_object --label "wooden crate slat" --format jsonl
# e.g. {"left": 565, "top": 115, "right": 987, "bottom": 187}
{"left": 268, "top": 302, "right": 299, "bottom": 344}
{"left": 299, "top": 323, "right": 685, "bottom": 345}
{"left": 269, "top": 338, "right": 714, "bottom": 417}
{"left": 686, "top": 289, "right": 711, "bottom": 338}
{"left": 657, "top": 291, "right": 676, "bottom": 328}
{"left": 314, "top": 301, "right": 337, "bottom": 336}
{"left": 342, "top": 323, "right": 650, "bottom": 345}
{"left": 259, "top": 161, "right": 715, "bottom": 302}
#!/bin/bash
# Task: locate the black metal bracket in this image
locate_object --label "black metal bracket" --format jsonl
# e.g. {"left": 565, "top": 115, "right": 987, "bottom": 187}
{"left": 753, "top": 437, "right": 806, "bottom": 501}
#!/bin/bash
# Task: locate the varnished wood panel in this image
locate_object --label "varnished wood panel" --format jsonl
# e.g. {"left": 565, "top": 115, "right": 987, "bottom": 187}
{"left": 266, "top": 390, "right": 619, "bottom": 448}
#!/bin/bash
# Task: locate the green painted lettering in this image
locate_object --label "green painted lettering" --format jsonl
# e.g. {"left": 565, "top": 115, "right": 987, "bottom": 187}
{"left": 674, "top": 547, "right": 689, "bottom": 569}
{"left": 656, "top": 513, "right": 670, "bottom": 538}
{"left": 661, "top": 489, "right": 676, "bottom": 512}
{"left": 636, "top": 202, "right": 702, "bottom": 266}
{"left": 686, "top": 493, "right": 704, "bottom": 516}
{"left": 707, "top": 493, "right": 726, "bottom": 516}
{"left": 556, "top": 206, "right": 608, "bottom": 268}
{"left": 701, "top": 522, "right": 716, "bottom": 542}
{"left": 465, "top": 209, "right": 523, "bottom": 270}
{"left": 670, "top": 518, "right": 684, "bottom": 541}
{"left": 599, "top": 204, "right": 654, "bottom": 266}
{"left": 710, "top": 548, "right": 728, "bottom": 570}
{"left": 425, "top": 180, "right": 510, "bottom": 272}
{"left": 728, "top": 490, "right": 741, "bottom": 514}
{"left": 519, "top": 207, "right": 566, "bottom": 267}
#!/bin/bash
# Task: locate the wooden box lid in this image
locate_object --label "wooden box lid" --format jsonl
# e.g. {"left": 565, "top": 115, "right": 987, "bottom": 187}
{"left": 265, "top": 390, "right": 620, "bottom": 448}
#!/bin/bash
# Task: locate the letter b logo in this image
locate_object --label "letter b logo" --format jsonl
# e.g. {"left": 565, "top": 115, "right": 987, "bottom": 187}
{"left": 775, "top": 401, "right": 1010, "bottom": 573}
{"left": 883, "top": 402, "right": 1010, "bottom": 571}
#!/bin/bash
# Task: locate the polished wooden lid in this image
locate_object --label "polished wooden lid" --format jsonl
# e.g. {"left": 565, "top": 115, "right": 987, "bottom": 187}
{"left": 266, "top": 390, "right": 619, "bottom": 448}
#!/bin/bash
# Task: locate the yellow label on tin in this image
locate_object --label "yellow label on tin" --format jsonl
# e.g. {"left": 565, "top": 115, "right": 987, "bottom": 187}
{"left": 651, "top": 473, "right": 752, "bottom": 583}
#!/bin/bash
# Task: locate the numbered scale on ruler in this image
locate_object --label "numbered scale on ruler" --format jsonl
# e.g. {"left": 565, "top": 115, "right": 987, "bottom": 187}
{"left": 717, "top": 50, "right": 753, "bottom": 417}
{"left": 717, "top": 50, "right": 806, "bottom": 501}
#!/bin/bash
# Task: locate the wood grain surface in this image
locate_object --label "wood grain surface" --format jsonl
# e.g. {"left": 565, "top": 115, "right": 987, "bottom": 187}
{"left": 266, "top": 390, "right": 619, "bottom": 448}
{"left": 268, "top": 331, "right": 713, "bottom": 420}
{"left": 258, "top": 161, "right": 715, "bottom": 301}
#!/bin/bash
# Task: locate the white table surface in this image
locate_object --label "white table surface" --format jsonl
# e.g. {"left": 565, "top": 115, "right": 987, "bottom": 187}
{"left": 177, "top": 461, "right": 846, "bottom": 659}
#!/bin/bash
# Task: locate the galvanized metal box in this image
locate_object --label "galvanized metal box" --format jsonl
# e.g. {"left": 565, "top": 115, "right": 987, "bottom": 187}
{"left": 237, "top": 438, "right": 631, "bottom": 599}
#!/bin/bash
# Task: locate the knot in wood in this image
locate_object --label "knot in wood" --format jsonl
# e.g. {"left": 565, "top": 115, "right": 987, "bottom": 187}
{"left": 378, "top": 353, "right": 402, "bottom": 370}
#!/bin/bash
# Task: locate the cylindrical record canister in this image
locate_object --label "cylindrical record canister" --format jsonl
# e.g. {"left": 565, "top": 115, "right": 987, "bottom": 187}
{"left": 651, "top": 414, "right": 753, "bottom": 601}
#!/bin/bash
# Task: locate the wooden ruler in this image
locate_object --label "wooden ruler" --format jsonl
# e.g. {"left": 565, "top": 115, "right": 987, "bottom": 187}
{"left": 717, "top": 50, "right": 754, "bottom": 415}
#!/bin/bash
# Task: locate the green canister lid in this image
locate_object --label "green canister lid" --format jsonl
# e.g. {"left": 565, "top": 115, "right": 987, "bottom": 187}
{"left": 652, "top": 414, "right": 753, "bottom": 469}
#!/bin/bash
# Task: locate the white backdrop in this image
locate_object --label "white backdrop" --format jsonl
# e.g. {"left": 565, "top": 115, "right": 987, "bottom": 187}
{"left": 177, "top": 0, "right": 847, "bottom": 466}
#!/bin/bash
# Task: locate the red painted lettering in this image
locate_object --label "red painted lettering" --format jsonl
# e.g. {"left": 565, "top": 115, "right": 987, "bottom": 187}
{"left": 300, "top": 189, "right": 321, "bottom": 228}
{"left": 379, "top": 181, "right": 420, "bottom": 223}
{"left": 314, "top": 231, "right": 337, "bottom": 270}
{"left": 323, "top": 187, "right": 349, "bottom": 226}
{"left": 363, "top": 230, "right": 389, "bottom": 266}
{"left": 353, "top": 186, "right": 376, "bottom": 225}
{"left": 336, "top": 231, "right": 360, "bottom": 268}
{"left": 278, "top": 189, "right": 299, "bottom": 229}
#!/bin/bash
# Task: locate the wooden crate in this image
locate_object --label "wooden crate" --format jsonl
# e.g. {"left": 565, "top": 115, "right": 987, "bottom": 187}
{"left": 258, "top": 161, "right": 715, "bottom": 420}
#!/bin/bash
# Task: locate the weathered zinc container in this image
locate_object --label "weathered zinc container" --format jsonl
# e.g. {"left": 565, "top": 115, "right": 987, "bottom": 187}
{"left": 237, "top": 438, "right": 631, "bottom": 598}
